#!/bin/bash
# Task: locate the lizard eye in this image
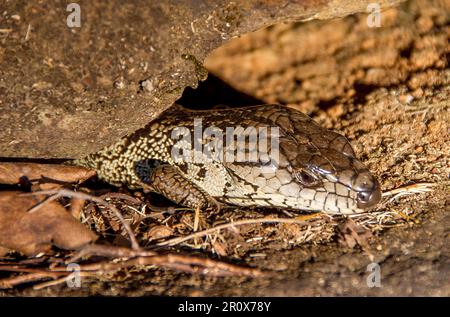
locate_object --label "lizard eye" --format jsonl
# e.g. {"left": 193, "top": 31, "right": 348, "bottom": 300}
{"left": 295, "top": 170, "right": 320, "bottom": 187}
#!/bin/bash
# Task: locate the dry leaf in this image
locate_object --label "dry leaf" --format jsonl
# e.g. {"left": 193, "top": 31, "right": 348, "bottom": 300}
{"left": 0, "top": 162, "right": 96, "bottom": 189}
{"left": 0, "top": 191, "right": 97, "bottom": 256}
{"left": 70, "top": 197, "right": 86, "bottom": 219}
{"left": 147, "top": 225, "right": 174, "bottom": 241}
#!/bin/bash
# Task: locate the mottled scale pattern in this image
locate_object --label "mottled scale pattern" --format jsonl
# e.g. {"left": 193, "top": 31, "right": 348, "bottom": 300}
{"left": 74, "top": 104, "right": 381, "bottom": 214}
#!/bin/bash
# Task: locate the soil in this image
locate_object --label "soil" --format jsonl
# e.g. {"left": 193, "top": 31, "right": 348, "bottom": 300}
{"left": 1, "top": 0, "right": 449, "bottom": 296}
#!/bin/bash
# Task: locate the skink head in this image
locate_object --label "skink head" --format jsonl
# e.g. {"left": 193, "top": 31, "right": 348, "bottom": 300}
{"left": 217, "top": 105, "right": 382, "bottom": 214}
{"left": 275, "top": 125, "right": 381, "bottom": 214}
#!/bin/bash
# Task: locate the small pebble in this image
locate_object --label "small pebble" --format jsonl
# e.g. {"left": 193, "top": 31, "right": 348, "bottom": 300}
{"left": 430, "top": 167, "right": 440, "bottom": 174}
{"left": 141, "top": 79, "right": 154, "bottom": 92}
{"left": 399, "top": 94, "right": 414, "bottom": 104}
{"left": 114, "top": 79, "right": 125, "bottom": 90}
{"left": 412, "top": 88, "right": 424, "bottom": 98}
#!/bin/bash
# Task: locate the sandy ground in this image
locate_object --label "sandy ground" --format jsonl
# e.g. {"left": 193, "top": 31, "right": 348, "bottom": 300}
{"left": 1, "top": 0, "right": 449, "bottom": 296}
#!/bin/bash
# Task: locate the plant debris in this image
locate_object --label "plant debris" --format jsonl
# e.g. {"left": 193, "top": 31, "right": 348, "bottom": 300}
{"left": 0, "top": 191, "right": 97, "bottom": 256}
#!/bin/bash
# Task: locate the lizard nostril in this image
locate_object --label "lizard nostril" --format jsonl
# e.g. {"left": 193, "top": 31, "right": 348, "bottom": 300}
{"left": 352, "top": 171, "right": 382, "bottom": 209}
{"left": 357, "top": 191, "right": 371, "bottom": 203}
{"left": 356, "top": 182, "right": 382, "bottom": 209}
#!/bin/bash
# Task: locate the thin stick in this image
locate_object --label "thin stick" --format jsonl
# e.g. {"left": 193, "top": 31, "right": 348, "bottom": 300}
{"left": 99, "top": 192, "right": 141, "bottom": 205}
{"left": 155, "top": 217, "right": 315, "bottom": 247}
{"left": 0, "top": 272, "right": 65, "bottom": 289}
{"left": 33, "top": 272, "right": 96, "bottom": 290}
{"left": 54, "top": 254, "right": 265, "bottom": 277}
{"left": 68, "top": 244, "right": 156, "bottom": 263}
{"left": 27, "top": 193, "right": 60, "bottom": 213}
{"left": 0, "top": 246, "right": 264, "bottom": 288}
{"left": 24, "top": 23, "right": 31, "bottom": 41}
{"left": 23, "top": 189, "right": 140, "bottom": 250}
{"left": 0, "top": 266, "right": 65, "bottom": 276}
{"left": 382, "top": 182, "right": 436, "bottom": 197}
{"left": 194, "top": 206, "right": 200, "bottom": 246}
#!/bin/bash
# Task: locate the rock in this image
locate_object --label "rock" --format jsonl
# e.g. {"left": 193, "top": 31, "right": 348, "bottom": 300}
{"left": 0, "top": 0, "right": 403, "bottom": 158}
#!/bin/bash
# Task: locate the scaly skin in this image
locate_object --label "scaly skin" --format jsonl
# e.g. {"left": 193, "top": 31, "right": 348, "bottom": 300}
{"left": 74, "top": 104, "right": 381, "bottom": 214}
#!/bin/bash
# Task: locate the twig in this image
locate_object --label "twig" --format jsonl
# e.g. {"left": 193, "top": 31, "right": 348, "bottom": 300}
{"left": 0, "top": 243, "right": 265, "bottom": 289}
{"left": 99, "top": 192, "right": 142, "bottom": 205}
{"left": 194, "top": 206, "right": 200, "bottom": 246}
{"left": 0, "top": 266, "right": 64, "bottom": 275}
{"left": 60, "top": 254, "right": 265, "bottom": 277}
{"left": 0, "top": 270, "right": 66, "bottom": 289}
{"left": 32, "top": 272, "right": 96, "bottom": 290}
{"left": 27, "top": 193, "right": 60, "bottom": 213}
{"left": 155, "top": 217, "right": 316, "bottom": 247}
{"left": 63, "top": 244, "right": 264, "bottom": 277}
{"left": 382, "top": 182, "right": 436, "bottom": 200}
{"left": 68, "top": 244, "right": 156, "bottom": 263}
{"left": 24, "top": 23, "right": 31, "bottom": 41}
{"left": 2, "top": 250, "right": 264, "bottom": 286}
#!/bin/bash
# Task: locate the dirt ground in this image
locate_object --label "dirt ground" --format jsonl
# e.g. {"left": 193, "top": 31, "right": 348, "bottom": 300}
{"left": 1, "top": 0, "right": 449, "bottom": 296}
